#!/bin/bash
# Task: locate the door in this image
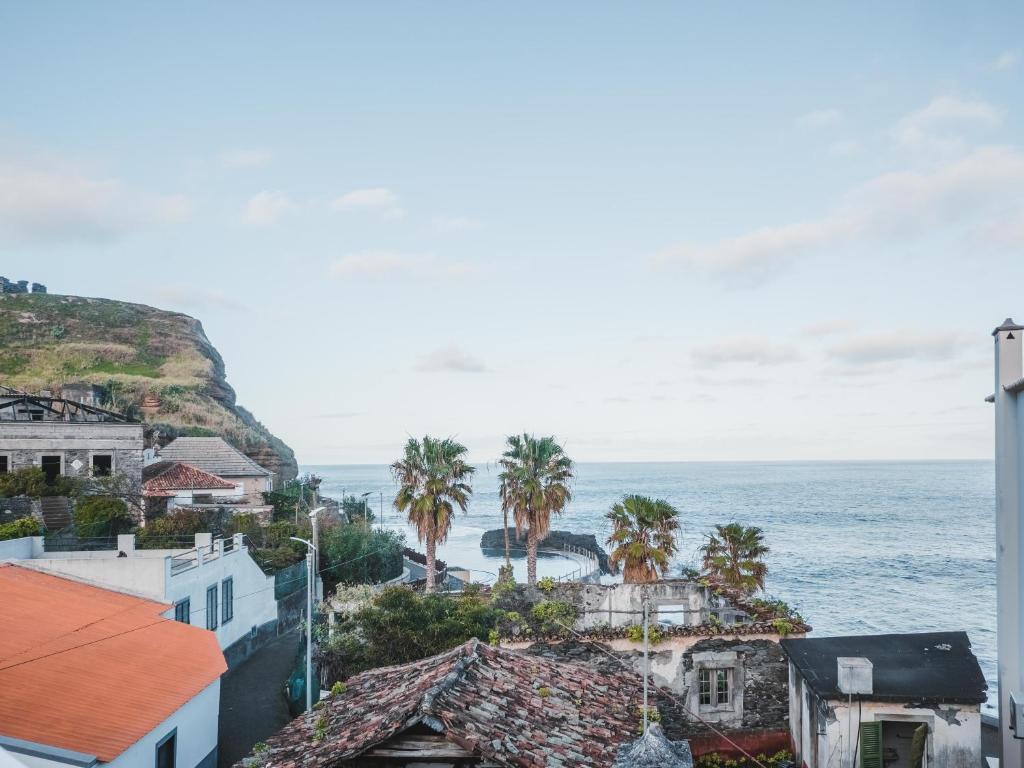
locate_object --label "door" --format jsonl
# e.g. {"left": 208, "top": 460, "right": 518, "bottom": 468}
{"left": 40, "top": 455, "right": 61, "bottom": 484}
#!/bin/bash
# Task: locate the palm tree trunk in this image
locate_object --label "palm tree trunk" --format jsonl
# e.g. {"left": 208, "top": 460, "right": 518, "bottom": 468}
{"left": 502, "top": 509, "right": 511, "bottom": 567}
{"left": 527, "top": 526, "right": 538, "bottom": 585}
{"left": 425, "top": 536, "right": 436, "bottom": 594}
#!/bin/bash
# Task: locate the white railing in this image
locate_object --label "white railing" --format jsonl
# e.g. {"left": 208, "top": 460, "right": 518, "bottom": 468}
{"left": 169, "top": 534, "right": 242, "bottom": 576}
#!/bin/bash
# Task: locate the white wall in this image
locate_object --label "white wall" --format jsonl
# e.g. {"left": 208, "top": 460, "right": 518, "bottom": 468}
{"left": 162, "top": 539, "right": 278, "bottom": 650}
{"left": 107, "top": 679, "right": 220, "bottom": 768}
{"left": 0, "top": 681, "right": 220, "bottom": 768}
{"left": 789, "top": 669, "right": 982, "bottom": 768}
{"left": 0, "top": 536, "right": 40, "bottom": 562}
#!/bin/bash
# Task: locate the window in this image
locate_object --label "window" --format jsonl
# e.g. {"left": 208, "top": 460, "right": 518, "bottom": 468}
{"left": 174, "top": 598, "right": 190, "bottom": 624}
{"left": 206, "top": 585, "right": 218, "bottom": 630}
{"left": 91, "top": 454, "right": 112, "bottom": 476}
{"left": 699, "top": 668, "right": 731, "bottom": 706}
{"left": 222, "top": 577, "right": 234, "bottom": 624}
{"left": 155, "top": 730, "right": 176, "bottom": 768}
{"left": 0, "top": 455, "right": 8, "bottom": 474}
{"left": 40, "top": 455, "right": 61, "bottom": 484}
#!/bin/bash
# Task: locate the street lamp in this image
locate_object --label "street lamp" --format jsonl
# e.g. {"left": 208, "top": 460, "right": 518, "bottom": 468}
{"left": 309, "top": 506, "right": 325, "bottom": 602}
{"left": 289, "top": 529, "right": 320, "bottom": 713}
{"left": 360, "top": 491, "right": 372, "bottom": 524}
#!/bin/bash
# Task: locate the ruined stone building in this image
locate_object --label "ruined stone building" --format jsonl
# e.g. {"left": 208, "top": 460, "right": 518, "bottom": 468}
{"left": 498, "top": 580, "right": 808, "bottom": 755}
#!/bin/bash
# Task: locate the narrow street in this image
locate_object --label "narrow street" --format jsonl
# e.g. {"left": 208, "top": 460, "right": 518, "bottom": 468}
{"left": 218, "top": 629, "right": 299, "bottom": 767}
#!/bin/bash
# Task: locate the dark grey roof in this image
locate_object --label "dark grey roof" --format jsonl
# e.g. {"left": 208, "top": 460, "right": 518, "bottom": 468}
{"left": 781, "top": 631, "right": 987, "bottom": 705}
{"left": 158, "top": 437, "right": 271, "bottom": 478}
{"left": 614, "top": 724, "right": 693, "bottom": 768}
{"left": 993, "top": 318, "right": 1024, "bottom": 336}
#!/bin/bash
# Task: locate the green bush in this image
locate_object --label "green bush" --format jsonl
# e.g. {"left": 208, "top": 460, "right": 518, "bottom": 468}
{"left": 530, "top": 600, "right": 578, "bottom": 636}
{"left": 0, "top": 468, "right": 80, "bottom": 499}
{"left": 696, "top": 750, "right": 793, "bottom": 768}
{"left": 318, "top": 524, "right": 404, "bottom": 593}
{"left": 0, "top": 517, "right": 41, "bottom": 541}
{"left": 537, "top": 576, "right": 556, "bottom": 593}
{"left": 73, "top": 496, "right": 134, "bottom": 537}
{"left": 317, "top": 586, "right": 502, "bottom": 681}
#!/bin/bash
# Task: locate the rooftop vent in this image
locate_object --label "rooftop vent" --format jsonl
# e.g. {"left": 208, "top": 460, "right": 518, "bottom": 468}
{"left": 837, "top": 656, "right": 873, "bottom": 695}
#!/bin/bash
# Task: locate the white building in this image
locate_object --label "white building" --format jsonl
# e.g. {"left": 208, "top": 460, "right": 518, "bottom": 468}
{"left": 153, "top": 437, "right": 273, "bottom": 503}
{"left": 783, "top": 632, "right": 987, "bottom": 768}
{"left": 3, "top": 533, "right": 280, "bottom": 667}
{"left": 991, "top": 317, "right": 1024, "bottom": 768}
{"left": 0, "top": 563, "right": 225, "bottom": 768}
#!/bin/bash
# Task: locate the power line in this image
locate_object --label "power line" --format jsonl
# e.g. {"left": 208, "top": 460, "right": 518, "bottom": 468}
{"left": 0, "top": 619, "right": 169, "bottom": 673}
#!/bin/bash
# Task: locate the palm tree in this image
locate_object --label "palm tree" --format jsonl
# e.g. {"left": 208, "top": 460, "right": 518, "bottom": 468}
{"left": 700, "top": 523, "right": 769, "bottom": 594}
{"left": 391, "top": 436, "right": 474, "bottom": 593}
{"left": 497, "top": 434, "right": 574, "bottom": 585}
{"left": 606, "top": 495, "right": 681, "bottom": 583}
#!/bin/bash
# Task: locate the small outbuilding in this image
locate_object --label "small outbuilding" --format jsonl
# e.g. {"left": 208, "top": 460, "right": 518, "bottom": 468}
{"left": 782, "top": 631, "right": 987, "bottom": 768}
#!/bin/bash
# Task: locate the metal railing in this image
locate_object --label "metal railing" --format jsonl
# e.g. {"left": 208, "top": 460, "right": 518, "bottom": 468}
{"left": 168, "top": 537, "right": 239, "bottom": 575}
{"left": 553, "top": 544, "right": 601, "bottom": 583}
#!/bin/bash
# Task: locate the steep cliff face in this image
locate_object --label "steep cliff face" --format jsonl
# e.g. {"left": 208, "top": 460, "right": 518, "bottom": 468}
{"left": 0, "top": 292, "right": 298, "bottom": 485}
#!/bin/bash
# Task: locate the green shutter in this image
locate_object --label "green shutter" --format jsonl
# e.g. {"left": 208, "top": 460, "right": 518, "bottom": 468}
{"left": 860, "top": 722, "right": 883, "bottom": 768}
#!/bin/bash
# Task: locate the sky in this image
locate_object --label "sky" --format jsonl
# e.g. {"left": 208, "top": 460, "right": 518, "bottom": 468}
{"left": 1, "top": 2, "right": 1023, "bottom": 464}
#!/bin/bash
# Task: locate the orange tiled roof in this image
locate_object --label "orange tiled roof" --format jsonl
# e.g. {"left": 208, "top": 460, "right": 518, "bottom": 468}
{"left": 0, "top": 564, "right": 226, "bottom": 761}
{"left": 143, "top": 460, "right": 237, "bottom": 495}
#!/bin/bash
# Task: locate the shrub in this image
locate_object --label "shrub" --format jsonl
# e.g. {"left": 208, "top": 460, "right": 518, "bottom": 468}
{"left": 0, "top": 467, "right": 79, "bottom": 499}
{"left": 330, "top": 681, "right": 346, "bottom": 696}
{"left": 73, "top": 496, "right": 133, "bottom": 537}
{"left": 697, "top": 751, "right": 793, "bottom": 768}
{"left": 537, "top": 576, "right": 556, "bottom": 593}
{"left": 626, "top": 623, "right": 665, "bottom": 645}
{"left": 530, "top": 600, "right": 578, "bottom": 636}
{"left": 0, "top": 517, "right": 41, "bottom": 541}
{"left": 318, "top": 524, "right": 404, "bottom": 593}
{"left": 771, "top": 618, "right": 795, "bottom": 636}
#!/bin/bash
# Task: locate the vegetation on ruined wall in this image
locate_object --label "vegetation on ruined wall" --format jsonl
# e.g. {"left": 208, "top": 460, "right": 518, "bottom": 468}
{"left": 0, "top": 468, "right": 80, "bottom": 499}
{"left": 696, "top": 750, "right": 793, "bottom": 768}
{"left": 0, "top": 292, "right": 296, "bottom": 479}
{"left": 317, "top": 585, "right": 502, "bottom": 682}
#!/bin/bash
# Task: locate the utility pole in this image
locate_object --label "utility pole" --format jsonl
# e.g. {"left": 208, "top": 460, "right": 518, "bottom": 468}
{"left": 310, "top": 506, "right": 324, "bottom": 602}
{"left": 642, "top": 587, "right": 650, "bottom": 734}
{"left": 289, "top": 531, "right": 321, "bottom": 713}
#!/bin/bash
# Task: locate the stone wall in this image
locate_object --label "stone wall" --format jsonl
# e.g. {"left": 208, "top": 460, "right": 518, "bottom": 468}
{"left": 0, "top": 496, "right": 36, "bottom": 522}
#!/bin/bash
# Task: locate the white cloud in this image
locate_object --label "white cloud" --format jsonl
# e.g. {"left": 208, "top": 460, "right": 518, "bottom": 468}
{"left": 220, "top": 149, "right": 271, "bottom": 169}
{"left": 976, "top": 207, "right": 1024, "bottom": 247}
{"left": 328, "top": 249, "right": 478, "bottom": 279}
{"left": 801, "top": 319, "right": 858, "bottom": 338}
{"left": 331, "top": 187, "right": 404, "bottom": 218}
{"left": 992, "top": 50, "right": 1019, "bottom": 71}
{"left": 893, "top": 95, "right": 1001, "bottom": 154}
{"left": 432, "top": 215, "right": 481, "bottom": 233}
{"left": 828, "top": 330, "right": 973, "bottom": 365}
{"left": 691, "top": 336, "right": 800, "bottom": 369}
{"left": 652, "top": 144, "right": 1024, "bottom": 283}
{"left": 0, "top": 159, "right": 191, "bottom": 243}
{"left": 414, "top": 345, "right": 488, "bottom": 373}
{"left": 242, "top": 190, "right": 292, "bottom": 225}
{"left": 797, "top": 108, "right": 842, "bottom": 129}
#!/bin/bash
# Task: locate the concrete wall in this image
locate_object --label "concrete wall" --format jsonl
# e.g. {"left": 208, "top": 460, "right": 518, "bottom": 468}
{"left": 0, "top": 535, "right": 41, "bottom": 561}
{"left": 789, "top": 665, "right": 982, "bottom": 768}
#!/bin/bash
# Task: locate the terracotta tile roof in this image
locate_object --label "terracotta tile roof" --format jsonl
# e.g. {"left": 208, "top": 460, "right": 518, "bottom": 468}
{"left": 158, "top": 437, "right": 272, "bottom": 478}
{"left": 244, "top": 638, "right": 649, "bottom": 767}
{"left": 0, "top": 564, "right": 226, "bottom": 762}
{"left": 143, "top": 460, "right": 238, "bottom": 495}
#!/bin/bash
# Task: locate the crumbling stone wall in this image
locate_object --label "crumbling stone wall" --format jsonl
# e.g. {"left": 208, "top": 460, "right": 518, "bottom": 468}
{"left": 523, "top": 636, "right": 790, "bottom": 739}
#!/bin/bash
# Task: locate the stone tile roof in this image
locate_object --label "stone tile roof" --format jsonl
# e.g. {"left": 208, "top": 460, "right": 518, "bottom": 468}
{"left": 158, "top": 437, "right": 271, "bottom": 478}
{"left": 143, "top": 461, "right": 237, "bottom": 495}
{"left": 242, "top": 638, "right": 650, "bottom": 767}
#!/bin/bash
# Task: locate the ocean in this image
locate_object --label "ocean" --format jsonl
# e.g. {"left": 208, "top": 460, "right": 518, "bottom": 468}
{"left": 308, "top": 460, "right": 997, "bottom": 708}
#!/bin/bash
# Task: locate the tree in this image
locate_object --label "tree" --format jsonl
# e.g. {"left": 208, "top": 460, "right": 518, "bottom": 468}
{"left": 497, "top": 434, "right": 574, "bottom": 585}
{"left": 605, "top": 495, "right": 680, "bottom": 583}
{"left": 73, "top": 496, "right": 134, "bottom": 537}
{"left": 391, "top": 436, "right": 474, "bottom": 593}
{"left": 700, "top": 523, "right": 770, "bottom": 594}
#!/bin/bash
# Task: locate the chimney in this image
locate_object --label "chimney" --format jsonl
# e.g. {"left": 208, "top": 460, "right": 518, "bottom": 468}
{"left": 994, "top": 317, "right": 1024, "bottom": 768}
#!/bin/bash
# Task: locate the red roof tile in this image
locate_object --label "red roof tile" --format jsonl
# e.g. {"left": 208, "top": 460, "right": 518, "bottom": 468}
{"left": 0, "top": 564, "right": 226, "bottom": 761}
{"left": 243, "top": 639, "right": 649, "bottom": 767}
{"left": 143, "top": 460, "right": 237, "bottom": 494}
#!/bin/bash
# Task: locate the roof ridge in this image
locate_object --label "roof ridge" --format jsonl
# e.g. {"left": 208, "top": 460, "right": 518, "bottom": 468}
{"left": 418, "top": 638, "right": 481, "bottom": 722}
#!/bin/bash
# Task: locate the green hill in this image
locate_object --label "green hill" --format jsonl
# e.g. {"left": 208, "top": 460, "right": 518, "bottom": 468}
{"left": 0, "top": 291, "right": 298, "bottom": 485}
